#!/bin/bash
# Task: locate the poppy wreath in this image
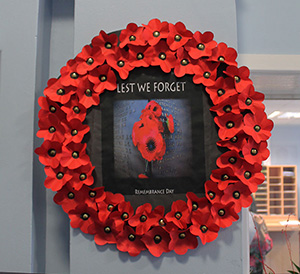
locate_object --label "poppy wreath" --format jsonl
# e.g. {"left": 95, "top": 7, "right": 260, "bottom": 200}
{"left": 35, "top": 18, "right": 273, "bottom": 257}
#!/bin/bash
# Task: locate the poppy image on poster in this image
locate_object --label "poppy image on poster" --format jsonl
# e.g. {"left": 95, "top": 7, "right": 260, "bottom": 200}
{"left": 114, "top": 99, "right": 192, "bottom": 179}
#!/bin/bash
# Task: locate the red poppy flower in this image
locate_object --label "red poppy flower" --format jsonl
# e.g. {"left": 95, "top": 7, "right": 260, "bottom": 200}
{"left": 97, "top": 192, "right": 125, "bottom": 223}
{"left": 136, "top": 128, "right": 166, "bottom": 162}
{"left": 109, "top": 201, "right": 134, "bottom": 231}
{"left": 143, "top": 100, "right": 162, "bottom": 118}
{"left": 44, "top": 77, "right": 76, "bottom": 104}
{"left": 106, "top": 48, "right": 134, "bottom": 79}
{"left": 76, "top": 45, "right": 105, "bottom": 75}
{"left": 167, "top": 22, "right": 193, "bottom": 51}
{"left": 204, "top": 180, "right": 223, "bottom": 204}
{"left": 88, "top": 64, "right": 117, "bottom": 94}
{"left": 166, "top": 114, "right": 174, "bottom": 133}
{"left": 37, "top": 114, "right": 65, "bottom": 142}
{"left": 221, "top": 182, "right": 253, "bottom": 214}
{"left": 35, "top": 140, "right": 62, "bottom": 168}
{"left": 210, "top": 202, "right": 239, "bottom": 228}
{"left": 216, "top": 150, "right": 243, "bottom": 172}
{"left": 68, "top": 163, "right": 94, "bottom": 190}
{"left": 205, "top": 77, "right": 237, "bottom": 105}
{"left": 60, "top": 142, "right": 90, "bottom": 169}
{"left": 119, "top": 23, "right": 146, "bottom": 48}
{"left": 94, "top": 218, "right": 119, "bottom": 245}
{"left": 224, "top": 66, "right": 253, "bottom": 93}
{"left": 169, "top": 228, "right": 198, "bottom": 255}
{"left": 68, "top": 203, "right": 98, "bottom": 234}
{"left": 91, "top": 30, "right": 118, "bottom": 56}
{"left": 193, "top": 60, "right": 219, "bottom": 86}
{"left": 38, "top": 96, "right": 65, "bottom": 121}
{"left": 242, "top": 139, "right": 270, "bottom": 165}
{"left": 63, "top": 118, "right": 90, "bottom": 144}
{"left": 74, "top": 185, "right": 106, "bottom": 211}
{"left": 141, "top": 226, "right": 171, "bottom": 257}
{"left": 151, "top": 206, "right": 177, "bottom": 233}
{"left": 238, "top": 85, "right": 265, "bottom": 114}
{"left": 243, "top": 111, "right": 273, "bottom": 143}
{"left": 190, "top": 211, "right": 220, "bottom": 245}
{"left": 152, "top": 40, "right": 177, "bottom": 73}
{"left": 61, "top": 95, "right": 87, "bottom": 122}
{"left": 217, "top": 131, "right": 247, "bottom": 153}
{"left": 210, "top": 42, "right": 237, "bottom": 66}
{"left": 186, "top": 192, "right": 210, "bottom": 215}
{"left": 76, "top": 82, "right": 100, "bottom": 109}
{"left": 236, "top": 162, "right": 265, "bottom": 192}
{"left": 210, "top": 94, "right": 240, "bottom": 116}
{"left": 214, "top": 113, "right": 244, "bottom": 140}
{"left": 116, "top": 225, "right": 146, "bottom": 256}
{"left": 53, "top": 183, "right": 84, "bottom": 213}
{"left": 128, "top": 45, "right": 154, "bottom": 68}
{"left": 210, "top": 167, "right": 239, "bottom": 191}
{"left": 185, "top": 31, "right": 217, "bottom": 59}
{"left": 142, "top": 18, "right": 169, "bottom": 46}
{"left": 128, "top": 203, "right": 157, "bottom": 235}
{"left": 139, "top": 111, "right": 164, "bottom": 133}
{"left": 165, "top": 200, "right": 191, "bottom": 229}
{"left": 60, "top": 58, "right": 82, "bottom": 87}
{"left": 44, "top": 165, "right": 72, "bottom": 191}
{"left": 174, "top": 47, "right": 197, "bottom": 78}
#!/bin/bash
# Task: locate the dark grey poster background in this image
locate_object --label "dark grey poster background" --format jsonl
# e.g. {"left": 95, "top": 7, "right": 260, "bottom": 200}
{"left": 84, "top": 66, "right": 222, "bottom": 210}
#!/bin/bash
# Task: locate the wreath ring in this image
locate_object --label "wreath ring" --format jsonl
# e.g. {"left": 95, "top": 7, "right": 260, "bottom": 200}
{"left": 35, "top": 19, "right": 273, "bottom": 257}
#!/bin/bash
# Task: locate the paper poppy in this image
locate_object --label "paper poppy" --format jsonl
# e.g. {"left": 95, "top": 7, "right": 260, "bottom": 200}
{"left": 106, "top": 48, "right": 134, "bottom": 79}
{"left": 35, "top": 140, "right": 62, "bottom": 168}
{"left": 210, "top": 166, "right": 239, "bottom": 191}
{"left": 214, "top": 112, "right": 244, "bottom": 140}
{"left": 60, "top": 58, "right": 82, "bottom": 87}
{"left": 43, "top": 77, "right": 76, "bottom": 104}
{"left": 97, "top": 192, "right": 125, "bottom": 223}
{"left": 68, "top": 203, "right": 98, "bottom": 234}
{"left": 242, "top": 139, "right": 270, "bottom": 165}
{"left": 63, "top": 118, "right": 90, "bottom": 144}
{"left": 128, "top": 203, "right": 157, "bottom": 235}
{"left": 60, "top": 142, "right": 90, "bottom": 169}
{"left": 210, "top": 202, "right": 239, "bottom": 228}
{"left": 142, "top": 18, "right": 169, "bottom": 46}
{"left": 190, "top": 211, "right": 220, "bottom": 245}
{"left": 68, "top": 163, "right": 94, "bottom": 190}
{"left": 210, "top": 94, "right": 240, "bottom": 116}
{"left": 76, "top": 76, "right": 100, "bottom": 108}
{"left": 205, "top": 77, "right": 237, "bottom": 106}
{"left": 116, "top": 225, "right": 146, "bottom": 256}
{"left": 37, "top": 114, "right": 65, "bottom": 142}
{"left": 174, "top": 47, "right": 197, "bottom": 78}
{"left": 44, "top": 165, "right": 72, "bottom": 191}
{"left": 94, "top": 218, "right": 119, "bottom": 245}
{"left": 78, "top": 185, "right": 106, "bottom": 211}
{"left": 243, "top": 111, "right": 274, "bottom": 143}
{"left": 128, "top": 45, "right": 154, "bottom": 68}
{"left": 119, "top": 23, "right": 146, "bottom": 48}
{"left": 88, "top": 64, "right": 117, "bottom": 94}
{"left": 221, "top": 182, "right": 253, "bottom": 214}
{"left": 61, "top": 95, "right": 87, "bottom": 122}
{"left": 224, "top": 65, "right": 253, "bottom": 93}
{"left": 185, "top": 31, "right": 217, "bottom": 59}
{"left": 38, "top": 96, "right": 65, "bottom": 121}
{"left": 165, "top": 200, "right": 191, "bottom": 229}
{"left": 238, "top": 85, "right": 265, "bottom": 114}
{"left": 141, "top": 226, "right": 171, "bottom": 257}
{"left": 216, "top": 150, "right": 243, "bottom": 172}
{"left": 76, "top": 44, "right": 105, "bottom": 75}
{"left": 167, "top": 22, "right": 193, "bottom": 51}
{"left": 168, "top": 228, "right": 198, "bottom": 255}
{"left": 109, "top": 201, "right": 134, "bottom": 231}
{"left": 216, "top": 131, "right": 248, "bottom": 153}
{"left": 210, "top": 42, "right": 237, "bottom": 66}
{"left": 193, "top": 60, "right": 219, "bottom": 86}
{"left": 91, "top": 30, "right": 118, "bottom": 56}
{"left": 204, "top": 180, "right": 223, "bottom": 204}
{"left": 152, "top": 40, "right": 177, "bottom": 73}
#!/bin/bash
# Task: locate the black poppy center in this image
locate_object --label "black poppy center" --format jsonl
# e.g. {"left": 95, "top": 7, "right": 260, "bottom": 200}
{"left": 146, "top": 139, "right": 156, "bottom": 152}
